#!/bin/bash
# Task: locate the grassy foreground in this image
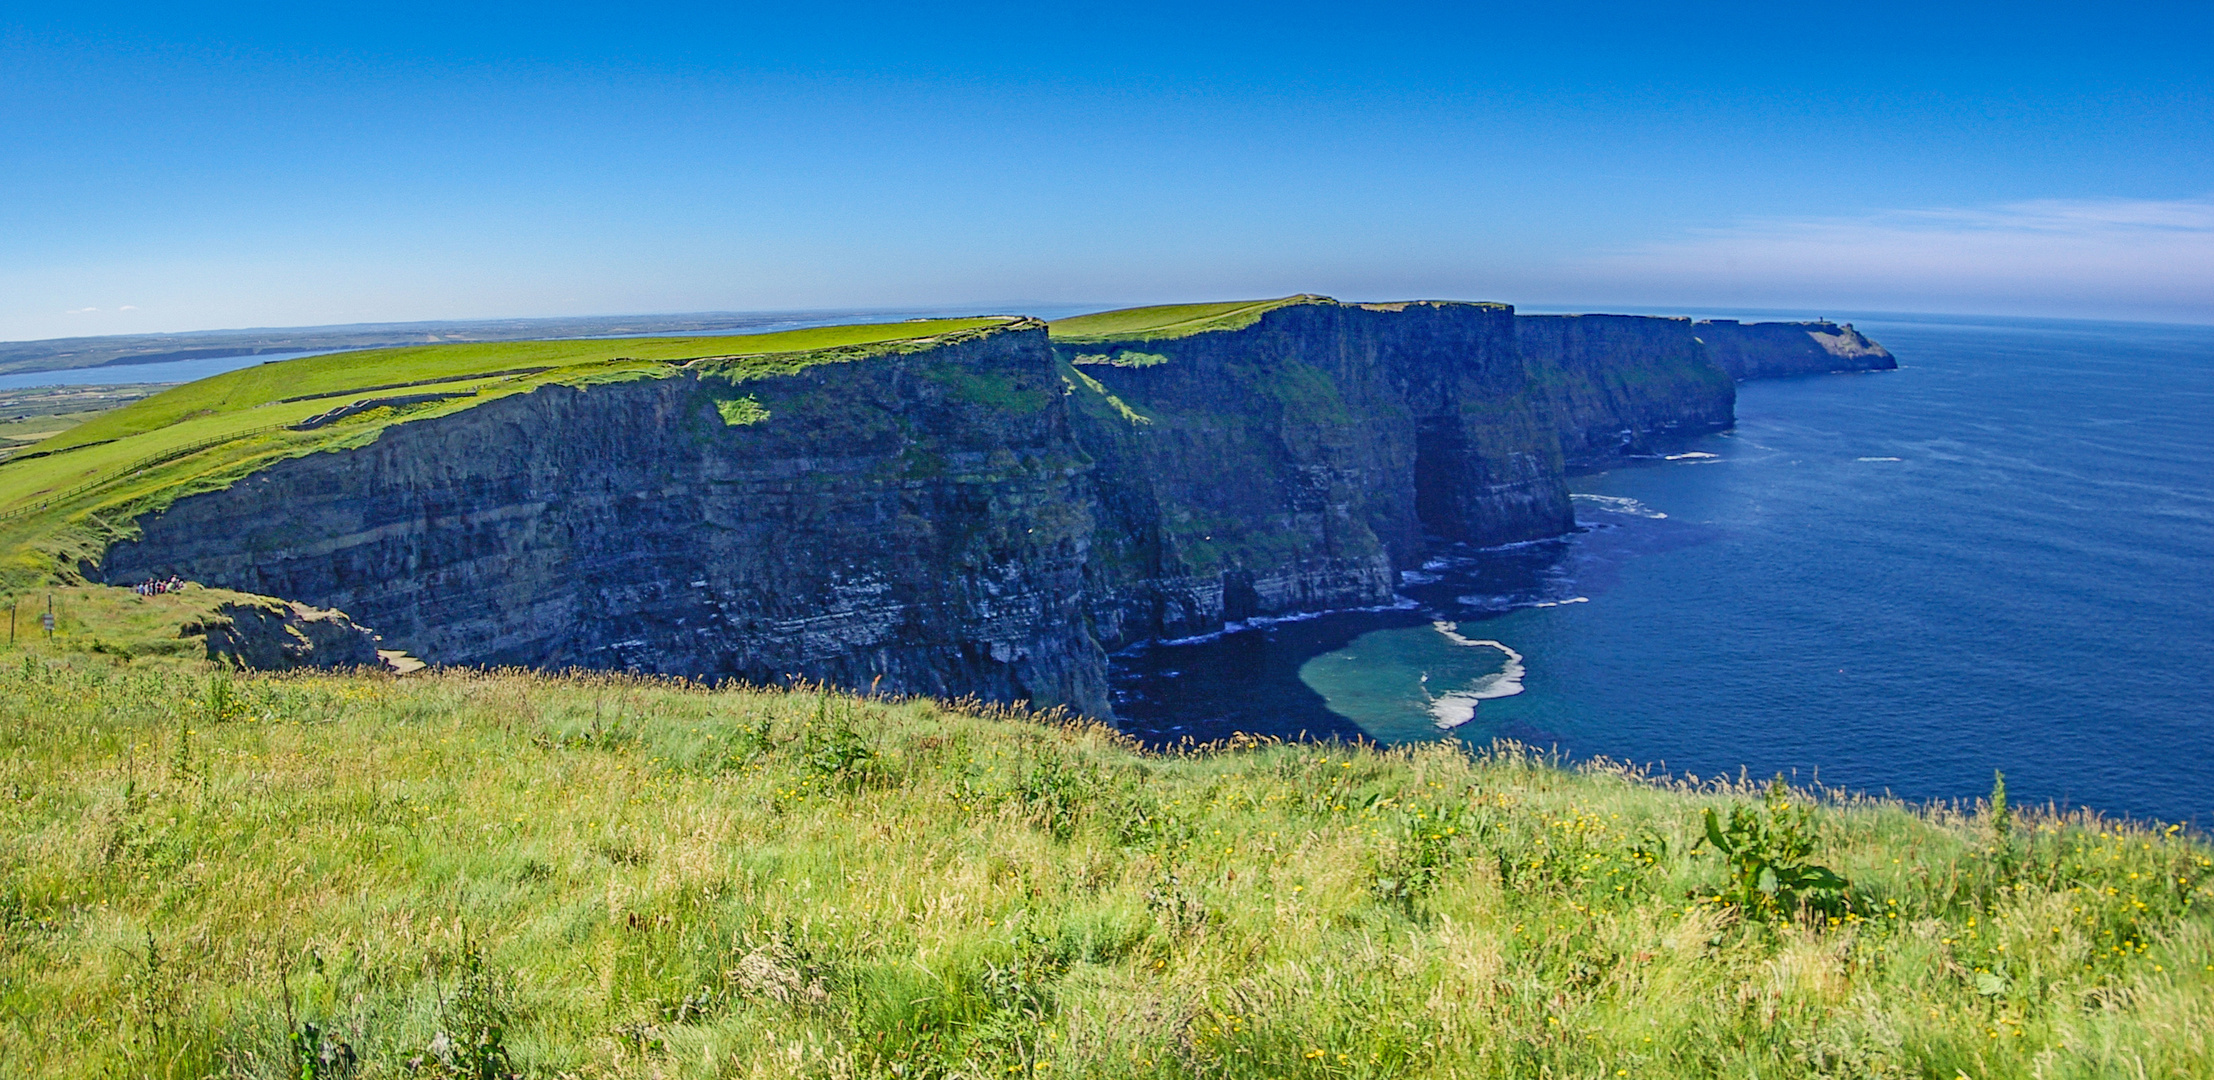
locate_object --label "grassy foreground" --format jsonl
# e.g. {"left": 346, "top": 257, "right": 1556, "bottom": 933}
{"left": 1, "top": 661, "right": 2208, "bottom": 1079}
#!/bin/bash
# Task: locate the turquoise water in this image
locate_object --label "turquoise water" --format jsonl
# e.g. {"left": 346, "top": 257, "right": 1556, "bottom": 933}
{"left": 1110, "top": 315, "right": 2214, "bottom": 826}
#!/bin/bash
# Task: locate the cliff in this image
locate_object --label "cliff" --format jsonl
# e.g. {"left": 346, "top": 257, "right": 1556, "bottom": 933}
{"left": 193, "top": 597, "right": 390, "bottom": 670}
{"left": 1693, "top": 319, "right": 1896, "bottom": 379}
{"left": 1516, "top": 314, "right": 1737, "bottom": 469}
{"left": 55, "top": 299, "right": 1893, "bottom": 716}
{"left": 101, "top": 321, "right": 1110, "bottom": 715}
{"left": 1056, "top": 298, "right": 1568, "bottom": 647}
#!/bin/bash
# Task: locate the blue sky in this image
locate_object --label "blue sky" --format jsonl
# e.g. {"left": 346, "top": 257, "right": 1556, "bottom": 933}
{"left": 4, "top": 1, "right": 2209, "bottom": 339}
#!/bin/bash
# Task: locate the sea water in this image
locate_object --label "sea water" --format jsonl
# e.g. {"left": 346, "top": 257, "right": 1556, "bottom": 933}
{"left": 1110, "top": 314, "right": 2214, "bottom": 826}
{"left": 0, "top": 351, "right": 340, "bottom": 391}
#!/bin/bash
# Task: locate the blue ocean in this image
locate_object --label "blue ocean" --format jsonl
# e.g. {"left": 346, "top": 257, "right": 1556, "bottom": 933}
{"left": 1110, "top": 314, "right": 2214, "bottom": 826}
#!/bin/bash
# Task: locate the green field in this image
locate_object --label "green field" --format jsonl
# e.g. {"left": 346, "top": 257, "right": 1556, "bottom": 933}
{"left": 0, "top": 655, "right": 2205, "bottom": 1078}
{"left": 0, "top": 318, "right": 1016, "bottom": 592}
{"left": 0, "top": 386, "right": 160, "bottom": 465}
{"left": 1047, "top": 297, "right": 1328, "bottom": 344}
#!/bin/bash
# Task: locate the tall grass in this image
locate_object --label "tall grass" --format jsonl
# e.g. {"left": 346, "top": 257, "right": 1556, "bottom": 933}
{"left": 0, "top": 660, "right": 2206, "bottom": 1077}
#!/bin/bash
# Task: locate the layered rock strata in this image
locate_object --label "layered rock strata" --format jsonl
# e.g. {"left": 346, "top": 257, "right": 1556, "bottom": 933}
{"left": 105, "top": 322, "right": 1110, "bottom": 714}
{"left": 1058, "top": 299, "right": 1569, "bottom": 647}
{"left": 98, "top": 304, "right": 1890, "bottom": 715}
{"left": 1516, "top": 314, "right": 1737, "bottom": 469}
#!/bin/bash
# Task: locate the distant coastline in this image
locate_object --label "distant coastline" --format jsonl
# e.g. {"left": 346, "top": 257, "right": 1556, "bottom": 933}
{"left": 0, "top": 305, "right": 1105, "bottom": 379}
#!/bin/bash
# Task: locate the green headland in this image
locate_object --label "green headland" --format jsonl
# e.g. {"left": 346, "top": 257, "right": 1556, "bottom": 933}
{"left": 0, "top": 317, "right": 1016, "bottom": 591}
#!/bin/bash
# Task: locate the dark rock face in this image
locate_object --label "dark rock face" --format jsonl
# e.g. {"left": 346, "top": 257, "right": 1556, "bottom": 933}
{"left": 106, "top": 325, "right": 1109, "bottom": 714}
{"left": 1693, "top": 320, "right": 1896, "bottom": 380}
{"left": 1061, "top": 300, "right": 1569, "bottom": 648}
{"left": 1516, "top": 314, "right": 1737, "bottom": 470}
{"left": 99, "top": 304, "right": 1892, "bottom": 716}
{"left": 196, "top": 599, "right": 386, "bottom": 670}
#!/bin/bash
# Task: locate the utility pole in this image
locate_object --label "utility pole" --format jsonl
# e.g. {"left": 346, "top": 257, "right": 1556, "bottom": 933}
{"left": 7, "top": 598, "right": 14, "bottom": 648}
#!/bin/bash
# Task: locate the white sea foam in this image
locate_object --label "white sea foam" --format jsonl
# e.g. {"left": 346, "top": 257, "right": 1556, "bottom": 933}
{"left": 1157, "top": 629, "right": 1227, "bottom": 646}
{"left": 1430, "top": 694, "right": 1481, "bottom": 729}
{"left": 1530, "top": 596, "right": 1590, "bottom": 608}
{"left": 1857, "top": 456, "right": 1903, "bottom": 462}
{"left": 1665, "top": 451, "right": 1721, "bottom": 461}
{"left": 1154, "top": 597, "right": 1419, "bottom": 647}
{"left": 1399, "top": 570, "right": 1442, "bottom": 585}
{"left": 1570, "top": 493, "right": 1667, "bottom": 519}
{"left": 1472, "top": 535, "right": 1563, "bottom": 552}
{"left": 1427, "top": 622, "right": 1527, "bottom": 729}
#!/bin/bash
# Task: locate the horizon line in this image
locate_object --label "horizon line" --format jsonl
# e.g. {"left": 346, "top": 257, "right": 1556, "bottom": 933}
{"left": 11, "top": 299, "right": 2213, "bottom": 350}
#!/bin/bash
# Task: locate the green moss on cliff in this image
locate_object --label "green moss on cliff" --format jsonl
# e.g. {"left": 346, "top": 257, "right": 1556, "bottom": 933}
{"left": 1061, "top": 364, "right": 1154, "bottom": 426}
{"left": 713, "top": 395, "right": 771, "bottom": 426}
{"left": 922, "top": 365, "right": 1053, "bottom": 414}
{"left": 1252, "top": 360, "right": 1353, "bottom": 425}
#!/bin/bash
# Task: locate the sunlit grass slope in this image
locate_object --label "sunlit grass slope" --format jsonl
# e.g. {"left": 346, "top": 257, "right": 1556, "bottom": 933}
{"left": 1047, "top": 297, "right": 1329, "bottom": 343}
{"left": 0, "top": 318, "right": 1015, "bottom": 590}
{"left": 2, "top": 660, "right": 2206, "bottom": 1078}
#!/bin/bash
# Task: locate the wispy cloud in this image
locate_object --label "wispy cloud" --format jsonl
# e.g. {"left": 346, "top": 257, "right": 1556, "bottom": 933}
{"left": 65, "top": 306, "right": 100, "bottom": 315}
{"left": 1584, "top": 196, "right": 2214, "bottom": 320}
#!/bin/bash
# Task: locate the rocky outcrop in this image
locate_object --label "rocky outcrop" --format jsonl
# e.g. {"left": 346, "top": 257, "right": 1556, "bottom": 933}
{"left": 1517, "top": 314, "right": 1736, "bottom": 469}
{"left": 191, "top": 598, "right": 388, "bottom": 670}
{"left": 1693, "top": 320, "right": 1896, "bottom": 379}
{"left": 1060, "top": 299, "right": 1569, "bottom": 647}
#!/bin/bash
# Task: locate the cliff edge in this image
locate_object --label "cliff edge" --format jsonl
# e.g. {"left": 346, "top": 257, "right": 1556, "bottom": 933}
{"left": 7, "top": 299, "right": 1894, "bottom": 715}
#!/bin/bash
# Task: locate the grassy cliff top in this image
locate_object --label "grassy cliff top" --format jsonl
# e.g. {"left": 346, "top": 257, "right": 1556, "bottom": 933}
{"left": 0, "top": 317, "right": 1017, "bottom": 586}
{"left": 29, "top": 317, "right": 1015, "bottom": 458}
{"left": 1047, "top": 296, "right": 1333, "bottom": 343}
{"left": 1047, "top": 297, "right": 1519, "bottom": 344}
{"left": 0, "top": 658, "right": 2205, "bottom": 1077}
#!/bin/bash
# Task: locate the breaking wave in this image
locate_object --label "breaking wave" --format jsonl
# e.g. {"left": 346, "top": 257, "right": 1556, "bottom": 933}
{"left": 1154, "top": 597, "right": 1419, "bottom": 647}
{"left": 1571, "top": 493, "right": 1667, "bottom": 519}
{"left": 1428, "top": 621, "right": 1526, "bottom": 729}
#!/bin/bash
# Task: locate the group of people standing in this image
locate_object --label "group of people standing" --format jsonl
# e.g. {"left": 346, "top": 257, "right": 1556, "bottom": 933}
{"left": 133, "top": 575, "right": 186, "bottom": 596}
